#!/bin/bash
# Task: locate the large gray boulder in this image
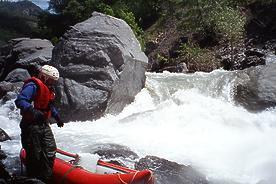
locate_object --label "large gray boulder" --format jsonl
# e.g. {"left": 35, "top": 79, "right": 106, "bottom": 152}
{"left": 234, "top": 62, "right": 276, "bottom": 111}
{"left": 0, "top": 38, "right": 53, "bottom": 81}
{"left": 52, "top": 12, "right": 148, "bottom": 121}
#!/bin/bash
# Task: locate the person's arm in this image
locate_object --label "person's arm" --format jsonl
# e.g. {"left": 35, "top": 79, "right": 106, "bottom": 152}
{"left": 50, "top": 104, "right": 64, "bottom": 127}
{"left": 15, "top": 82, "right": 45, "bottom": 121}
{"left": 15, "top": 82, "right": 37, "bottom": 112}
{"left": 50, "top": 104, "right": 59, "bottom": 119}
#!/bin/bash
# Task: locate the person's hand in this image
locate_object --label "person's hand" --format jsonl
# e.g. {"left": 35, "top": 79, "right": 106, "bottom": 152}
{"left": 57, "top": 120, "right": 64, "bottom": 128}
{"left": 29, "top": 107, "right": 45, "bottom": 122}
{"left": 56, "top": 116, "right": 64, "bottom": 128}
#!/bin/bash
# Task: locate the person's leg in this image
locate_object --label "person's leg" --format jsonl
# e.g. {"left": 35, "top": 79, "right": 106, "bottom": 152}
{"left": 39, "top": 123, "right": 57, "bottom": 183}
{"left": 21, "top": 124, "right": 42, "bottom": 178}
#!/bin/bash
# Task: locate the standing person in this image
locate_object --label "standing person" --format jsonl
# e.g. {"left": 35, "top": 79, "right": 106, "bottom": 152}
{"left": 15, "top": 65, "right": 64, "bottom": 183}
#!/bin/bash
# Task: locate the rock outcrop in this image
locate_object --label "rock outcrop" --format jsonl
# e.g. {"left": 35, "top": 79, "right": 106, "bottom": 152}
{"left": 0, "top": 38, "right": 53, "bottom": 81}
{"left": 0, "top": 128, "right": 11, "bottom": 142}
{"left": 234, "top": 62, "right": 276, "bottom": 111}
{"left": 51, "top": 12, "right": 148, "bottom": 122}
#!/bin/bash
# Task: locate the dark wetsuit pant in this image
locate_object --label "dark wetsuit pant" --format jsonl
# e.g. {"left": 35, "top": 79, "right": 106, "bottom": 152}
{"left": 20, "top": 121, "right": 57, "bottom": 183}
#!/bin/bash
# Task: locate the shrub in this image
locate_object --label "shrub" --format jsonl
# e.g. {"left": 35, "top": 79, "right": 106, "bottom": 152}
{"left": 177, "top": 43, "right": 220, "bottom": 72}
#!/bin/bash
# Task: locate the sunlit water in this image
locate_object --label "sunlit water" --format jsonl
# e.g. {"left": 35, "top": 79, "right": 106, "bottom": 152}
{"left": 1, "top": 70, "right": 276, "bottom": 184}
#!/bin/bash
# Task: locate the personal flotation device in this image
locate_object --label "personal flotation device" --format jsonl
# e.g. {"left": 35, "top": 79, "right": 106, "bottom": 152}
{"left": 23, "top": 77, "right": 55, "bottom": 120}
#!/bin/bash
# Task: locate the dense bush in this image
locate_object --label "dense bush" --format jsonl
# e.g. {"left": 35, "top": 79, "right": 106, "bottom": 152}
{"left": 42, "top": 0, "right": 276, "bottom": 46}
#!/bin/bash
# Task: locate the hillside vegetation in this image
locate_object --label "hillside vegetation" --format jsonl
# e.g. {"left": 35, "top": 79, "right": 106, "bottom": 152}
{"left": 0, "top": 0, "right": 42, "bottom": 45}
{"left": 40, "top": 0, "right": 276, "bottom": 72}
{"left": 1, "top": 0, "right": 276, "bottom": 72}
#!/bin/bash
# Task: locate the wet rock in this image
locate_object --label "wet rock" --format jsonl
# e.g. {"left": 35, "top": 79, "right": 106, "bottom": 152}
{"left": 92, "top": 143, "right": 139, "bottom": 160}
{"left": 244, "top": 49, "right": 265, "bottom": 58}
{"left": 242, "top": 55, "right": 265, "bottom": 69}
{"left": 4, "top": 68, "right": 30, "bottom": 83}
{"left": 91, "top": 143, "right": 138, "bottom": 168}
{"left": 0, "top": 128, "right": 11, "bottom": 142}
{"left": 135, "top": 156, "right": 208, "bottom": 184}
{"left": 0, "top": 81, "right": 23, "bottom": 99}
{"left": 234, "top": 62, "right": 276, "bottom": 111}
{"left": 220, "top": 45, "right": 266, "bottom": 71}
{"left": 0, "top": 149, "right": 7, "bottom": 160}
{"left": 0, "top": 38, "right": 53, "bottom": 81}
{"left": 241, "top": 49, "right": 266, "bottom": 69}
{"left": 52, "top": 12, "right": 147, "bottom": 122}
{"left": 1, "top": 92, "right": 18, "bottom": 103}
{"left": 162, "top": 62, "right": 188, "bottom": 73}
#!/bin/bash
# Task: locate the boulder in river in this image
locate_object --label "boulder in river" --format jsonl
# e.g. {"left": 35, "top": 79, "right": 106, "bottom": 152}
{"left": 135, "top": 156, "right": 208, "bottom": 184}
{"left": 52, "top": 12, "right": 148, "bottom": 122}
{"left": 0, "top": 128, "right": 11, "bottom": 142}
{"left": 234, "top": 62, "right": 276, "bottom": 111}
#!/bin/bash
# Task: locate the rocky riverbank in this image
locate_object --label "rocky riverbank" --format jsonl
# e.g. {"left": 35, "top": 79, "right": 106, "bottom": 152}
{"left": 144, "top": 2, "right": 276, "bottom": 73}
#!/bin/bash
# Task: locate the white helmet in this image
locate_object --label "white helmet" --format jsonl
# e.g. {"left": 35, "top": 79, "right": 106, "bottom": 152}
{"left": 39, "top": 65, "right": 59, "bottom": 81}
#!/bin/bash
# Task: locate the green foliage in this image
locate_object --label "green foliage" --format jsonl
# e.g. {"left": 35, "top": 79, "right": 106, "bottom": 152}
{"left": 97, "top": 3, "right": 114, "bottom": 16}
{"left": 50, "top": 36, "right": 59, "bottom": 45}
{"left": 63, "top": 0, "right": 84, "bottom": 22}
{"left": 157, "top": 54, "right": 169, "bottom": 64}
{"left": 212, "top": 6, "right": 245, "bottom": 42}
{"left": 43, "top": 0, "right": 146, "bottom": 47}
{"left": 112, "top": 2, "right": 144, "bottom": 45}
{"left": 178, "top": 43, "right": 217, "bottom": 64}
{"left": 42, "top": 0, "right": 276, "bottom": 52}
{"left": 180, "top": 0, "right": 246, "bottom": 62}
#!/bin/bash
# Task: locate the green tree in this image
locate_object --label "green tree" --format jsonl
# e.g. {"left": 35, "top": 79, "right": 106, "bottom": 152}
{"left": 63, "top": 0, "right": 84, "bottom": 23}
{"left": 212, "top": 6, "right": 246, "bottom": 61}
{"left": 43, "top": 0, "right": 146, "bottom": 45}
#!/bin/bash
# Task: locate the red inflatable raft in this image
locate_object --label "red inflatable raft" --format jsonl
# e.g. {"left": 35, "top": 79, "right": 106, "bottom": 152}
{"left": 20, "top": 148, "right": 154, "bottom": 184}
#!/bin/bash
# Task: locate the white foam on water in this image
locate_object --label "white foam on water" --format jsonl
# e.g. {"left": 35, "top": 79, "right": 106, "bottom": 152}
{"left": 1, "top": 71, "right": 276, "bottom": 184}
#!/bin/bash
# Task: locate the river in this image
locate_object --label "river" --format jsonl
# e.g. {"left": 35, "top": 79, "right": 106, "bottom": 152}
{"left": 1, "top": 70, "right": 276, "bottom": 184}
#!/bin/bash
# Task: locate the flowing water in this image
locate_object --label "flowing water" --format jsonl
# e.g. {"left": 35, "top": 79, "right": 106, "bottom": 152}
{"left": 1, "top": 70, "right": 276, "bottom": 184}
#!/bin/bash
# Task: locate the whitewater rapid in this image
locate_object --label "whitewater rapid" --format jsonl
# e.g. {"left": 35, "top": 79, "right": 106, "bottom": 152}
{"left": 1, "top": 70, "right": 276, "bottom": 184}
